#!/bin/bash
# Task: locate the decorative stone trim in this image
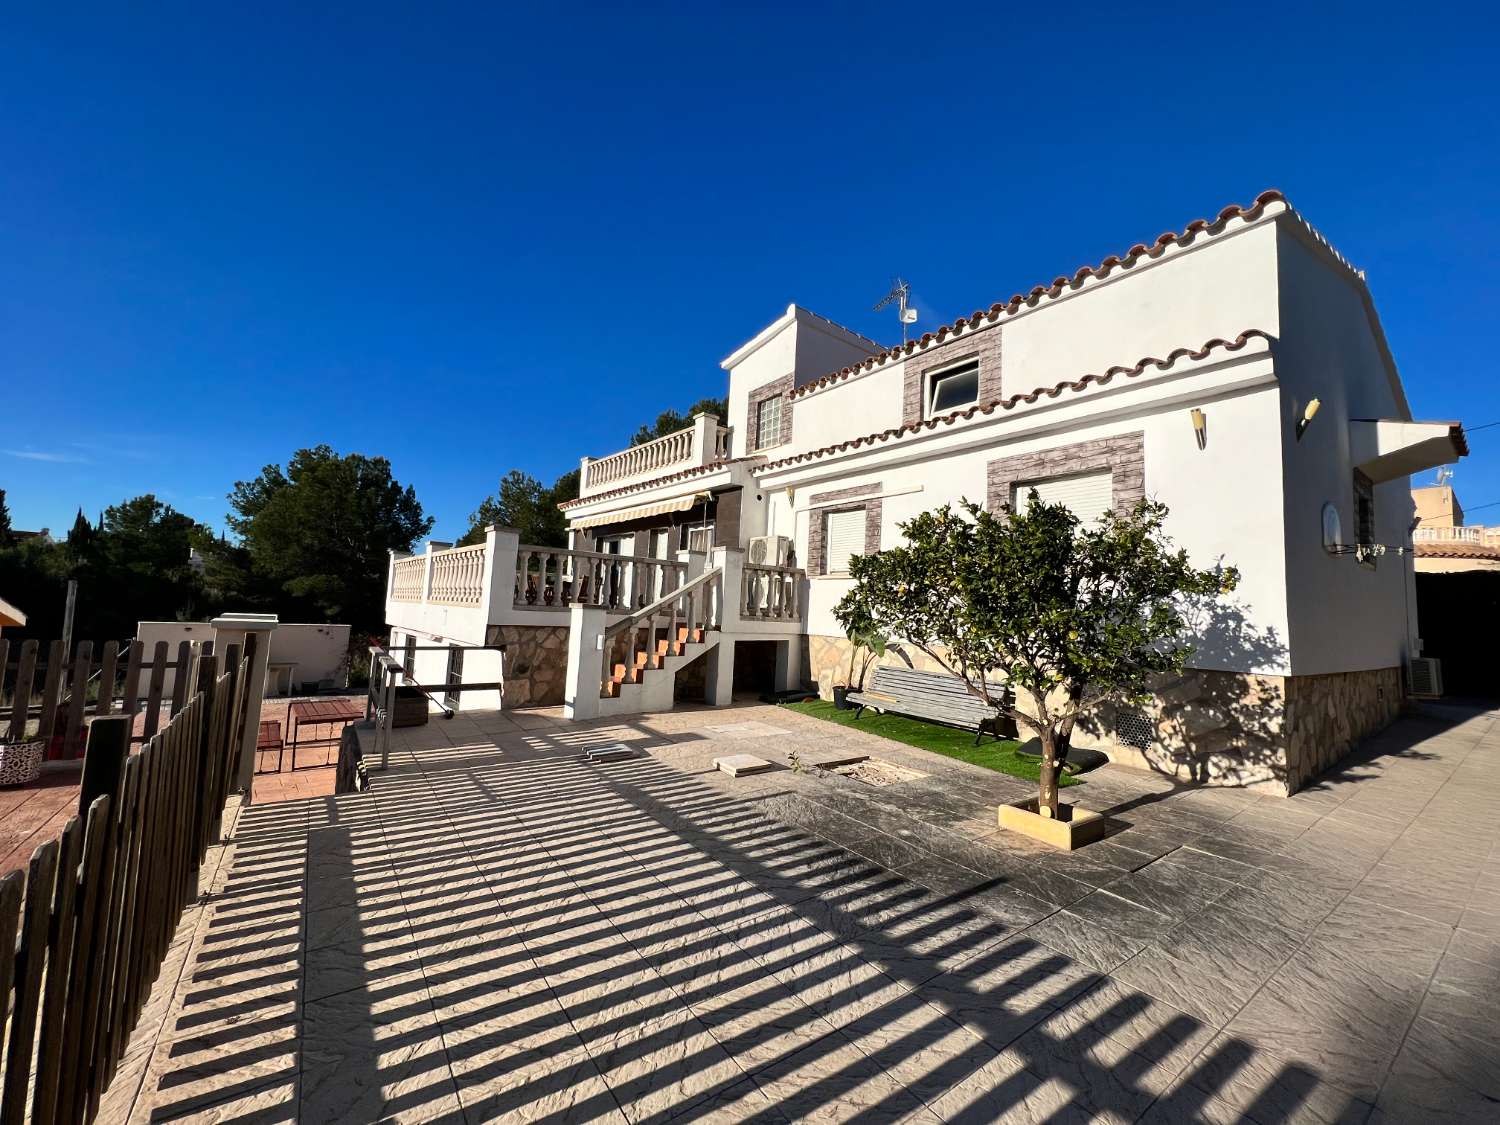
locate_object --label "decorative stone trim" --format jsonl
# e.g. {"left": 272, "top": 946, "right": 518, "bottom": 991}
{"left": 747, "top": 374, "right": 794, "bottom": 453}
{"left": 807, "top": 483, "right": 881, "bottom": 575}
{"left": 902, "top": 327, "right": 1003, "bottom": 426}
{"left": 986, "top": 432, "right": 1145, "bottom": 514}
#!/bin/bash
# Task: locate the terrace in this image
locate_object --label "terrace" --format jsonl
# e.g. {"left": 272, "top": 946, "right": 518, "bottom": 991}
{"left": 97, "top": 697, "right": 1500, "bottom": 1122}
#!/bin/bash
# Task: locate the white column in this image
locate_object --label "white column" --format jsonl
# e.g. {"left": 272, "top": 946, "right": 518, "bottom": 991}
{"left": 704, "top": 637, "right": 735, "bottom": 707}
{"left": 712, "top": 546, "right": 745, "bottom": 630}
{"left": 564, "top": 602, "right": 608, "bottom": 720}
{"left": 210, "top": 612, "right": 280, "bottom": 803}
{"left": 483, "top": 525, "right": 521, "bottom": 626}
{"left": 774, "top": 638, "right": 804, "bottom": 693}
{"left": 689, "top": 411, "right": 721, "bottom": 466}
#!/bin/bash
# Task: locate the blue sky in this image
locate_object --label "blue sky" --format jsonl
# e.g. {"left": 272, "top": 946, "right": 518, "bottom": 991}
{"left": 3, "top": 2, "right": 1497, "bottom": 539}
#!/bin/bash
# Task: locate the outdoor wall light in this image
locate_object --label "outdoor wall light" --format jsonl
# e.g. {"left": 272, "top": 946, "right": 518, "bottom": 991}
{"left": 1190, "top": 408, "right": 1207, "bottom": 450}
{"left": 1296, "top": 397, "right": 1321, "bottom": 440}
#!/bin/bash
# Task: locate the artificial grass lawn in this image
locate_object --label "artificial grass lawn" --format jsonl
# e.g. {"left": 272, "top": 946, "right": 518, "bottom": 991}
{"left": 784, "top": 699, "right": 1079, "bottom": 786}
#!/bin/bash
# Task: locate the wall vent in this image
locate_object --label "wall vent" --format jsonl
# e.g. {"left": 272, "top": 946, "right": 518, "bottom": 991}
{"left": 1113, "top": 710, "right": 1155, "bottom": 750}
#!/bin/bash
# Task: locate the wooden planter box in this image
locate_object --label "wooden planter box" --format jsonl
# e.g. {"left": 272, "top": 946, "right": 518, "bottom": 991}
{"left": 390, "top": 686, "right": 430, "bottom": 728}
{"left": 998, "top": 797, "right": 1106, "bottom": 851}
{"left": 0, "top": 738, "right": 45, "bottom": 787}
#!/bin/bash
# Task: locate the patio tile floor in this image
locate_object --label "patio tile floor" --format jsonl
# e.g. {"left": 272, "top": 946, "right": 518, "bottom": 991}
{"left": 102, "top": 699, "right": 1500, "bottom": 1122}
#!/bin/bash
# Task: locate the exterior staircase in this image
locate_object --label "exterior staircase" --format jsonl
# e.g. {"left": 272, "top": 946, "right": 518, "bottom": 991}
{"left": 589, "top": 567, "right": 725, "bottom": 717}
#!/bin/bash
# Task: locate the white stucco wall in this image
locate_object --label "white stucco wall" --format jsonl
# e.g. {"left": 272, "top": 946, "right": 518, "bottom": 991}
{"left": 135, "top": 620, "right": 351, "bottom": 697}
{"left": 764, "top": 351, "right": 1292, "bottom": 677}
{"left": 1272, "top": 224, "right": 1418, "bottom": 675}
{"left": 778, "top": 218, "right": 1284, "bottom": 465}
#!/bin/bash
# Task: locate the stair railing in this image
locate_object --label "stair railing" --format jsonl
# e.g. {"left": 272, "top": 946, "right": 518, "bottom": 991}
{"left": 599, "top": 565, "right": 722, "bottom": 694}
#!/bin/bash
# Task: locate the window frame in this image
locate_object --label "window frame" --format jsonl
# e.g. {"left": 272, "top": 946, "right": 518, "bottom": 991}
{"left": 823, "top": 508, "right": 867, "bottom": 576}
{"left": 755, "top": 395, "right": 784, "bottom": 449}
{"left": 925, "top": 359, "right": 980, "bottom": 418}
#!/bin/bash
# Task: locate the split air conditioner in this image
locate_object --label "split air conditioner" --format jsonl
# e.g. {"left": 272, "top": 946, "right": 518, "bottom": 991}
{"left": 748, "top": 535, "right": 792, "bottom": 567}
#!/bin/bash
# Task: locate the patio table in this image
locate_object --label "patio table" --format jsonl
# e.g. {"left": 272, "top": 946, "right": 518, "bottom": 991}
{"left": 287, "top": 697, "right": 363, "bottom": 771}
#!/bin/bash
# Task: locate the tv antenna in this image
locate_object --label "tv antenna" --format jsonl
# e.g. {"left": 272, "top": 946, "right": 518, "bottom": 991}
{"left": 873, "top": 278, "right": 918, "bottom": 344}
{"left": 1435, "top": 466, "right": 1454, "bottom": 486}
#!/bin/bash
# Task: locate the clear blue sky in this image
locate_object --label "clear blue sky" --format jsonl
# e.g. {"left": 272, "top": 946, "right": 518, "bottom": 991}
{"left": 3, "top": 2, "right": 1496, "bottom": 540}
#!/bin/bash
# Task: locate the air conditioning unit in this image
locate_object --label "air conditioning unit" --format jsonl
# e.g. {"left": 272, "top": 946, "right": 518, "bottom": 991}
{"left": 748, "top": 534, "right": 792, "bottom": 566}
{"left": 1409, "top": 657, "right": 1443, "bottom": 698}
{"left": 687, "top": 528, "right": 714, "bottom": 553}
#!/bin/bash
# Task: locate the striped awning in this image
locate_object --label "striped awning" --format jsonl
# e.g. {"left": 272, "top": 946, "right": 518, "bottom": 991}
{"left": 568, "top": 493, "right": 709, "bottom": 530}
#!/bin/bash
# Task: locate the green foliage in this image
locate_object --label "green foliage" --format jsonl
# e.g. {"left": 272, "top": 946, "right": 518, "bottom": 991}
{"left": 834, "top": 496, "right": 1236, "bottom": 812}
{"left": 227, "top": 445, "right": 432, "bottom": 631}
{"left": 785, "top": 700, "right": 1074, "bottom": 785}
{"left": 0, "top": 489, "right": 13, "bottom": 548}
{"left": 628, "top": 397, "right": 727, "bottom": 447}
{"left": 0, "top": 493, "right": 210, "bottom": 640}
{"left": 457, "top": 468, "right": 580, "bottom": 547}
{"left": 842, "top": 626, "right": 888, "bottom": 690}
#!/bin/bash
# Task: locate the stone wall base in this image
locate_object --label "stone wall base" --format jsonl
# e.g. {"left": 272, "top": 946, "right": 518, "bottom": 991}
{"left": 484, "top": 623, "right": 571, "bottom": 707}
{"left": 806, "top": 633, "right": 1401, "bottom": 797}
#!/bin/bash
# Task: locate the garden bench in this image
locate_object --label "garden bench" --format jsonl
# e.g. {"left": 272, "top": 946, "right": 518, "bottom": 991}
{"left": 847, "top": 667, "right": 1016, "bottom": 744}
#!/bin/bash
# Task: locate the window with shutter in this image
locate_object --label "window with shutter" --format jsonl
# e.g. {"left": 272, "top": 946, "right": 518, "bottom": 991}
{"left": 825, "top": 509, "right": 866, "bottom": 574}
{"left": 1012, "top": 470, "right": 1113, "bottom": 524}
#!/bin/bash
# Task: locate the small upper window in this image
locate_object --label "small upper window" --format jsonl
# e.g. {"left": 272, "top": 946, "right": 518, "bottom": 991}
{"left": 756, "top": 396, "right": 783, "bottom": 448}
{"left": 928, "top": 361, "right": 979, "bottom": 416}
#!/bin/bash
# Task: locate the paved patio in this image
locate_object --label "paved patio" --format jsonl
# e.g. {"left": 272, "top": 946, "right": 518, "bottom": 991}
{"left": 102, "top": 700, "right": 1500, "bottom": 1122}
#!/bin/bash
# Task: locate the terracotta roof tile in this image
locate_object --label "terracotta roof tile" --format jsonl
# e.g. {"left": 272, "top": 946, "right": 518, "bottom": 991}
{"left": 758, "top": 331, "right": 1271, "bottom": 473}
{"left": 558, "top": 456, "right": 762, "bottom": 510}
{"left": 1414, "top": 541, "right": 1500, "bottom": 560}
{"left": 790, "top": 190, "right": 1289, "bottom": 400}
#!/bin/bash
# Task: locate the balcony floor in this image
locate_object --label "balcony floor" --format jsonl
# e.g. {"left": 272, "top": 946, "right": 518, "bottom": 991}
{"left": 102, "top": 701, "right": 1500, "bottom": 1122}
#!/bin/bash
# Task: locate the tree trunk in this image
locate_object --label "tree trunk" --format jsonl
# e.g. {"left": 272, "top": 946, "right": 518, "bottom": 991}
{"left": 1037, "top": 728, "right": 1061, "bottom": 819}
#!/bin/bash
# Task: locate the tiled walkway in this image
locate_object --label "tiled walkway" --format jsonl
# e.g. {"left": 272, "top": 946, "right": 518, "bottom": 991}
{"left": 104, "top": 702, "right": 1500, "bottom": 1122}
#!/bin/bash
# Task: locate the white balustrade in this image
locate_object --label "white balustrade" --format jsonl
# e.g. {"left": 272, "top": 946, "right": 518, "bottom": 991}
{"left": 428, "top": 543, "right": 487, "bottom": 607}
{"left": 584, "top": 426, "right": 695, "bottom": 489}
{"left": 391, "top": 556, "right": 426, "bottom": 603}
{"left": 514, "top": 545, "right": 687, "bottom": 611}
{"left": 740, "top": 563, "right": 804, "bottom": 621}
{"left": 713, "top": 425, "right": 732, "bottom": 460}
{"left": 599, "top": 567, "right": 723, "bottom": 695}
{"left": 1412, "top": 526, "right": 1483, "bottom": 544}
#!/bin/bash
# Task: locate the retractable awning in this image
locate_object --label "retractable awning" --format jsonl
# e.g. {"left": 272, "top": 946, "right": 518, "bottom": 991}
{"left": 569, "top": 493, "right": 710, "bottom": 530}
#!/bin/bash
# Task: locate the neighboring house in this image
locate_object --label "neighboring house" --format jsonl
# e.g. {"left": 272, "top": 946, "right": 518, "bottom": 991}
{"left": 0, "top": 595, "right": 25, "bottom": 638}
{"left": 386, "top": 190, "right": 1466, "bottom": 794}
{"left": 1411, "top": 482, "right": 1500, "bottom": 572}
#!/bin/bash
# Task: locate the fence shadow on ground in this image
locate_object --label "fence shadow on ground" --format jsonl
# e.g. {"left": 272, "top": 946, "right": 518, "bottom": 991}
{"left": 117, "top": 702, "right": 1451, "bottom": 1124}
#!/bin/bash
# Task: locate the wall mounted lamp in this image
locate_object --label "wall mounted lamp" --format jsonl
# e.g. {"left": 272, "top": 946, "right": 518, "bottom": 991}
{"left": 1296, "top": 397, "right": 1321, "bottom": 440}
{"left": 1190, "top": 408, "right": 1207, "bottom": 450}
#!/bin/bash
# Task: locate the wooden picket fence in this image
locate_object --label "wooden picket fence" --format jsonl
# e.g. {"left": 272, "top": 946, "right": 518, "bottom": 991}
{"left": 0, "top": 635, "right": 258, "bottom": 1124}
{"left": 0, "top": 639, "right": 198, "bottom": 760}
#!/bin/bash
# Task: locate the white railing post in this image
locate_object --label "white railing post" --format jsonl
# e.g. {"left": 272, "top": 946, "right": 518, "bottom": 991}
{"left": 690, "top": 412, "right": 720, "bottom": 466}
{"left": 422, "top": 540, "right": 450, "bottom": 604}
{"left": 712, "top": 546, "right": 743, "bottom": 632}
{"left": 564, "top": 602, "right": 608, "bottom": 720}
{"left": 386, "top": 550, "right": 400, "bottom": 604}
{"left": 484, "top": 526, "right": 520, "bottom": 622}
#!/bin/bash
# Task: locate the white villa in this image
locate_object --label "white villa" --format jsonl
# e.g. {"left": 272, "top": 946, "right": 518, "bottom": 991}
{"left": 386, "top": 190, "right": 1466, "bottom": 795}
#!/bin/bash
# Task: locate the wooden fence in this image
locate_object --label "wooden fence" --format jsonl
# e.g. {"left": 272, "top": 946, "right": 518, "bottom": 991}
{"left": 0, "top": 635, "right": 257, "bottom": 1124}
{"left": 0, "top": 639, "right": 198, "bottom": 760}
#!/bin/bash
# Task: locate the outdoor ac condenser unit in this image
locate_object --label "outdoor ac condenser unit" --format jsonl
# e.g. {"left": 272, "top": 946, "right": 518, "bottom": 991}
{"left": 1409, "top": 657, "right": 1444, "bottom": 698}
{"left": 748, "top": 535, "right": 792, "bottom": 566}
